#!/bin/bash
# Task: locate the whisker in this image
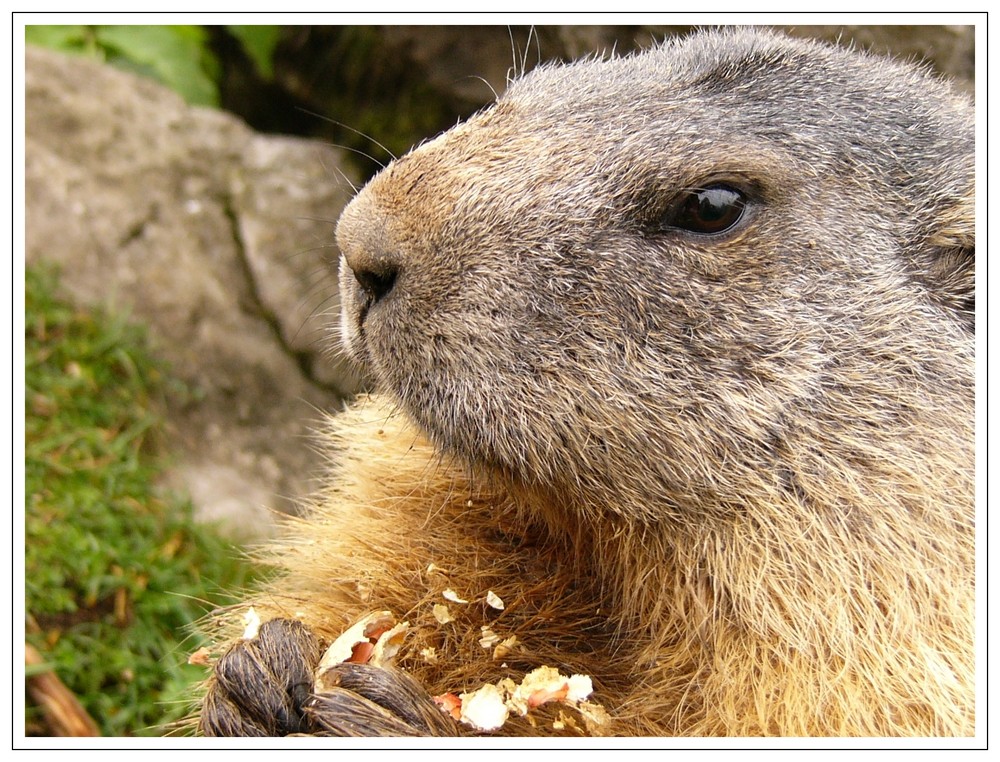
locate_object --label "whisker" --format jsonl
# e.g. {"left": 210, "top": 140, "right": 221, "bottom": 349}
{"left": 299, "top": 108, "right": 398, "bottom": 163}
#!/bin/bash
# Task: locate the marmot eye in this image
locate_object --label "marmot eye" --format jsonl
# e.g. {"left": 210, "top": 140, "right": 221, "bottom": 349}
{"left": 670, "top": 185, "right": 747, "bottom": 235}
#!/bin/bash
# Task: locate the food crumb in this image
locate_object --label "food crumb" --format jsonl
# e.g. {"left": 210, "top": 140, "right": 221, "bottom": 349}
{"left": 432, "top": 603, "right": 455, "bottom": 624}
{"left": 420, "top": 646, "right": 439, "bottom": 664}
{"left": 317, "top": 610, "right": 394, "bottom": 670}
{"left": 241, "top": 607, "right": 261, "bottom": 640}
{"left": 437, "top": 665, "right": 605, "bottom": 733}
{"left": 479, "top": 626, "right": 501, "bottom": 649}
{"left": 492, "top": 635, "right": 518, "bottom": 660}
{"left": 433, "top": 692, "right": 462, "bottom": 721}
{"left": 459, "top": 683, "right": 509, "bottom": 731}
{"left": 442, "top": 589, "right": 469, "bottom": 604}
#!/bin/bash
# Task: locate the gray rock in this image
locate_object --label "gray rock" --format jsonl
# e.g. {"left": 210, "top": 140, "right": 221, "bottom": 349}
{"left": 25, "top": 45, "right": 361, "bottom": 538}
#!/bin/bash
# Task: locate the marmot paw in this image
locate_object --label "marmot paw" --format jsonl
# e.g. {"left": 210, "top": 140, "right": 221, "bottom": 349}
{"left": 200, "top": 618, "right": 321, "bottom": 736}
{"left": 199, "top": 617, "right": 458, "bottom": 737}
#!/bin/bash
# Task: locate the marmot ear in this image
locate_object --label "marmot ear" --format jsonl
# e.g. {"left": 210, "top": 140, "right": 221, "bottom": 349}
{"left": 919, "top": 191, "right": 975, "bottom": 330}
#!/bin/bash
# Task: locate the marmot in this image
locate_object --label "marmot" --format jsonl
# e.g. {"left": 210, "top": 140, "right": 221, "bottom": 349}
{"left": 196, "top": 28, "right": 975, "bottom": 737}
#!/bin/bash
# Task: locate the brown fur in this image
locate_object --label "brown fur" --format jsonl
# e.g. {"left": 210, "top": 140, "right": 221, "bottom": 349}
{"left": 197, "top": 28, "right": 975, "bottom": 736}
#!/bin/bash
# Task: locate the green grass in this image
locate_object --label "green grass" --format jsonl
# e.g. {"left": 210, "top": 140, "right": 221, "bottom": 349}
{"left": 24, "top": 265, "right": 261, "bottom": 736}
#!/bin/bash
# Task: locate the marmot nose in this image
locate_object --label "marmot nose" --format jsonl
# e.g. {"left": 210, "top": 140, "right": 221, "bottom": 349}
{"left": 336, "top": 193, "right": 402, "bottom": 305}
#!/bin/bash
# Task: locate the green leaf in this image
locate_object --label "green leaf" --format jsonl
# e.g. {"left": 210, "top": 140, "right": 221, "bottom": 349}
{"left": 226, "top": 25, "right": 281, "bottom": 80}
{"left": 94, "top": 25, "right": 219, "bottom": 106}
{"left": 25, "top": 25, "right": 96, "bottom": 54}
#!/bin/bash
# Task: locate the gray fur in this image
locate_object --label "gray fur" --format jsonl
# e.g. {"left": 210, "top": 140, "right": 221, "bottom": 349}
{"left": 338, "top": 27, "right": 973, "bottom": 527}
{"left": 202, "top": 27, "right": 975, "bottom": 737}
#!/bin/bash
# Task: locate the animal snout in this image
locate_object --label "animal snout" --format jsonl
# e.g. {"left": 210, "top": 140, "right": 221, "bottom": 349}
{"left": 336, "top": 193, "right": 403, "bottom": 307}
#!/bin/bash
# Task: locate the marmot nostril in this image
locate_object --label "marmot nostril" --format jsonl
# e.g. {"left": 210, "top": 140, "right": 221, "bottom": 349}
{"left": 352, "top": 263, "right": 399, "bottom": 303}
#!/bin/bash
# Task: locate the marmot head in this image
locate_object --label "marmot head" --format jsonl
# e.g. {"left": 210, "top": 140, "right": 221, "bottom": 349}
{"left": 336, "top": 28, "right": 974, "bottom": 524}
